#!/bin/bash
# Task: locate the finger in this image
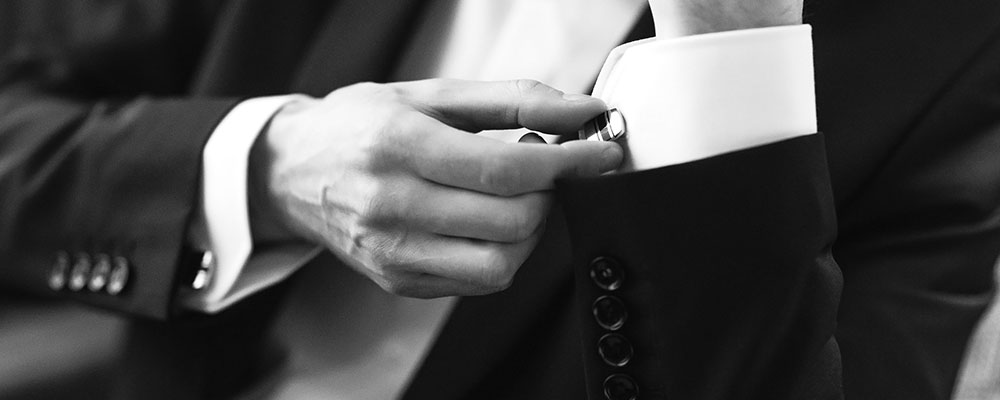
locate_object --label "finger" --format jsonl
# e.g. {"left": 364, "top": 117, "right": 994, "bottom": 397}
{"left": 398, "top": 79, "right": 608, "bottom": 135}
{"left": 409, "top": 115, "right": 624, "bottom": 196}
{"left": 401, "top": 229, "right": 543, "bottom": 291}
{"left": 396, "top": 181, "right": 550, "bottom": 243}
{"left": 382, "top": 271, "right": 504, "bottom": 298}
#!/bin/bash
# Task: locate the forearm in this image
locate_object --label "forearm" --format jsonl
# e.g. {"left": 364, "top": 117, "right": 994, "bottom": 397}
{"left": 0, "top": 86, "right": 239, "bottom": 318}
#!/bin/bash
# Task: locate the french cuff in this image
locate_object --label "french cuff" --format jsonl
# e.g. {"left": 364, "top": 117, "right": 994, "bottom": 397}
{"left": 180, "top": 95, "right": 318, "bottom": 313}
{"left": 593, "top": 24, "right": 817, "bottom": 171}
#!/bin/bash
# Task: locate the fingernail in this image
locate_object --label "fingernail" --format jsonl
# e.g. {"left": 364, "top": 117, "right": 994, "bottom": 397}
{"left": 600, "top": 144, "right": 624, "bottom": 172}
{"left": 562, "top": 93, "right": 594, "bottom": 102}
{"left": 518, "top": 132, "right": 547, "bottom": 144}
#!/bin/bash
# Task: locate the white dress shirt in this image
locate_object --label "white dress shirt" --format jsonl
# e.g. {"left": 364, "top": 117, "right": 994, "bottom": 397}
{"left": 183, "top": 0, "right": 816, "bottom": 398}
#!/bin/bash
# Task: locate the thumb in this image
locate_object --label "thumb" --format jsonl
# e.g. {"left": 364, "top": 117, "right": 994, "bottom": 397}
{"left": 557, "top": 139, "right": 624, "bottom": 178}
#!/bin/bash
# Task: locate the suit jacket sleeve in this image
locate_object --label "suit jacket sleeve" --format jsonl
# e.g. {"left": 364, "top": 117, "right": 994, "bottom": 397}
{"left": 556, "top": 27, "right": 843, "bottom": 400}
{"left": 0, "top": 1, "right": 240, "bottom": 319}
{"left": 558, "top": 135, "right": 841, "bottom": 400}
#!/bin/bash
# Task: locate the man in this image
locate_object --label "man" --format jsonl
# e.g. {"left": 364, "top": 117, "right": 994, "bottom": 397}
{"left": 1, "top": 1, "right": 998, "bottom": 400}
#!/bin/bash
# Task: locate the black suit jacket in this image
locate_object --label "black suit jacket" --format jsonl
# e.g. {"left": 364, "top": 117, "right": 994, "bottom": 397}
{"left": 1, "top": 1, "right": 999, "bottom": 399}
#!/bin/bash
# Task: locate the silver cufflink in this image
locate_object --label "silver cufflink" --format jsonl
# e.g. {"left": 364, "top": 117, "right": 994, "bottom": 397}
{"left": 579, "top": 108, "right": 627, "bottom": 142}
{"left": 191, "top": 251, "right": 215, "bottom": 290}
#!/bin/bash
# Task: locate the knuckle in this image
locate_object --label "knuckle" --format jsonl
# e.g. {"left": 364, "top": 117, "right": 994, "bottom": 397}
{"left": 378, "top": 275, "right": 413, "bottom": 296}
{"left": 501, "top": 79, "right": 545, "bottom": 124}
{"left": 364, "top": 231, "right": 411, "bottom": 272}
{"left": 365, "top": 82, "right": 404, "bottom": 100}
{"left": 343, "top": 224, "right": 384, "bottom": 258}
{"left": 352, "top": 238, "right": 418, "bottom": 297}
{"left": 342, "top": 228, "right": 407, "bottom": 289}
{"left": 512, "top": 79, "right": 543, "bottom": 95}
{"left": 357, "top": 182, "right": 398, "bottom": 225}
{"left": 385, "top": 86, "right": 410, "bottom": 105}
{"left": 480, "top": 250, "right": 517, "bottom": 291}
{"left": 361, "top": 110, "right": 414, "bottom": 166}
{"left": 505, "top": 207, "right": 541, "bottom": 242}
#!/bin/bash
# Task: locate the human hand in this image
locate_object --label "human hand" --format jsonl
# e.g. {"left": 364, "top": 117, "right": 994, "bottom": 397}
{"left": 249, "top": 79, "right": 622, "bottom": 298}
{"left": 647, "top": 0, "right": 803, "bottom": 38}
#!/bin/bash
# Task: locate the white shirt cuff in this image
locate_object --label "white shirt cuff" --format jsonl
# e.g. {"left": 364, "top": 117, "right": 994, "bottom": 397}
{"left": 593, "top": 24, "right": 817, "bottom": 171}
{"left": 181, "top": 95, "right": 319, "bottom": 313}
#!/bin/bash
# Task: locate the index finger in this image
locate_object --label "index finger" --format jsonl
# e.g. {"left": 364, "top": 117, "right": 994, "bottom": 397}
{"left": 410, "top": 116, "right": 624, "bottom": 196}
{"left": 397, "top": 79, "right": 608, "bottom": 135}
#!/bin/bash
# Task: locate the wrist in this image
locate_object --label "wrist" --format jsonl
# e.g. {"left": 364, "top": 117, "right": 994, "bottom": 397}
{"left": 247, "top": 101, "right": 310, "bottom": 244}
{"left": 648, "top": 0, "right": 803, "bottom": 38}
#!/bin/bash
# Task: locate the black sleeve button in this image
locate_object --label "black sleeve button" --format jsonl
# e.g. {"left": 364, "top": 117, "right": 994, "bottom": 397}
{"left": 106, "top": 256, "right": 130, "bottom": 296}
{"left": 88, "top": 254, "right": 112, "bottom": 292}
{"left": 68, "top": 253, "right": 92, "bottom": 291}
{"left": 48, "top": 252, "right": 70, "bottom": 291}
{"left": 590, "top": 257, "right": 624, "bottom": 291}
{"left": 603, "top": 373, "right": 639, "bottom": 400}
{"left": 598, "top": 333, "right": 634, "bottom": 367}
{"left": 593, "top": 295, "right": 628, "bottom": 331}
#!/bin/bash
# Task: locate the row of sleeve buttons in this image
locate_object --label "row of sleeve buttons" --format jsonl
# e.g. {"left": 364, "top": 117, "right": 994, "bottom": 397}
{"left": 589, "top": 256, "right": 639, "bottom": 400}
{"left": 598, "top": 333, "right": 634, "bottom": 367}
{"left": 593, "top": 295, "right": 627, "bottom": 330}
{"left": 48, "top": 252, "right": 130, "bottom": 296}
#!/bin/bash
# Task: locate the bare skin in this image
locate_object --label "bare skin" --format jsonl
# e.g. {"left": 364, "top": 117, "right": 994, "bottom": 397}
{"left": 248, "top": 0, "right": 806, "bottom": 299}
{"left": 249, "top": 79, "right": 622, "bottom": 298}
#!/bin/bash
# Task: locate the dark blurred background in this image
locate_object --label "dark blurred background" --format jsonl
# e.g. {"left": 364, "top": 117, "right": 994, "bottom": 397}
{"left": 0, "top": 293, "right": 122, "bottom": 399}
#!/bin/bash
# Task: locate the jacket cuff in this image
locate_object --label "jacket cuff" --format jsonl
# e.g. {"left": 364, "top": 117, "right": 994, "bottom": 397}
{"left": 36, "top": 98, "right": 241, "bottom": 319}
{"left": 557, "top": 134, "right": 841, "bottom": 399}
